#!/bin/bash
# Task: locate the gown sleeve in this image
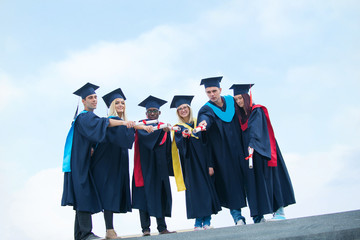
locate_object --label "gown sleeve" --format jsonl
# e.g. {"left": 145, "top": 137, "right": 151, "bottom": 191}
{"left": 247, "top": 108, "right": 272, "bottom": 159}
{"left": 104, "top": 117, "right": 135, "bottom": 149}
{"left": 137, "top": 128, "right": 162, "bottom": 150}
{"left": 76, "top": 112, "right": 109, "bottom": 143}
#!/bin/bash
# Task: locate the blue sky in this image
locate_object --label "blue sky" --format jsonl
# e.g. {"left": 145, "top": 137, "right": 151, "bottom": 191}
{"left": 1, "top": 0, "right": 360, "bottom": 239}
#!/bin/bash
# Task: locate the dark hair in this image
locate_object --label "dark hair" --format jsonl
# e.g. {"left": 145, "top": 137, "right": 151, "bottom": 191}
{"left": 238, "top": 93, "right": 253, "bottom": 124}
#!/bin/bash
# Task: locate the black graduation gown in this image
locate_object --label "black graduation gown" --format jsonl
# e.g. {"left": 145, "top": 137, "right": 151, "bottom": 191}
{"left": 61, "top": 111, "right": 109, "bottom": 213}
{"left": 174, "top": 124, "right": 221, "bottom": 219}
{"left": 240, "top": 106, "right": 296, "bottom": 217}
{"left": 132, "top": 121, "right": 173, "bottom": 218}
{"left": 197, "top": 98, "right": 247, "bottom": 210}
{"left": 91, "top": 116, "right": 135, "bottom": 213}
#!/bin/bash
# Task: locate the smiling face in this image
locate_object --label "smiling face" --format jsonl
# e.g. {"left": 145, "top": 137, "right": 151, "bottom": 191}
{"left": 82, "top": 94, "right": 97, "bottom": 111}
{"left": 177, "top": 104, "right": 190, "bottom": 119}
{"left": 114, "top": 98, "right": 126, "bottom": 115}
{"left": 205, "top": 86, "right": 222, "bottom": 104}
{"left": 146, "top": 107, "right": 160, "bottom": 120}
{"left": 234, "top": 94, "right": 245, "bottom": 108}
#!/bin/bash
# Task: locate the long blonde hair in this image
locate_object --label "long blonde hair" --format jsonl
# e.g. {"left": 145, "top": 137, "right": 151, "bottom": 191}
{"left": 108, "top": 98, "right": 127, "bottom": 120}
{"left": 176, "top": 104, "right": 194, "bottom": 124}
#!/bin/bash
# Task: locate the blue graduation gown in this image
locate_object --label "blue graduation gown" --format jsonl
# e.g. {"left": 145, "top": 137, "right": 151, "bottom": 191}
{"left": 132, "top": 121, "right": 173, "bottom": 218}
{"left": 91, "top": 116, "right": 135, "bottom": 213}
{"left": 197, "top": 98, "right": 247, "bottom": 210}
{"left": 174, "top": 124, "right": 221, "bottom": 219}
{"left": 239, "top": 106, "right": 296, "bottom": 217}
{"left": 61, "top": 111, "right": 109, "bottom": 213}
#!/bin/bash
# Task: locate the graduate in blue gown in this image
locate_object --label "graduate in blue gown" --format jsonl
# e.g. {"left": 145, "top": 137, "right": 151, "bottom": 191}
{"left": 61, "top": 83, "right": 136, "bottom": 240}
{"left": 170, "top": 95, "right": 221, "bottom": 230}
{"left": 91, "top": 88, "right": 153, "bottom": 239}
{"left": 230, "top": 84, "right": 296, "bottom": 222}
{"left": 131, "top": 96, "right": 176, "bottom": 236}
{"left": 196, "top": 77, "right": 247, "bottom": 225}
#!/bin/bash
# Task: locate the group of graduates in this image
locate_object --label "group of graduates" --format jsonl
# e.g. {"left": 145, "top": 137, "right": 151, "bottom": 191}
{"left": 61, "top": 76, "right": 296, "bottom": 240}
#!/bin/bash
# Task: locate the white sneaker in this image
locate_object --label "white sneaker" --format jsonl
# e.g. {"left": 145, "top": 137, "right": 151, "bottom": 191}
{"left": 203, "top": 225, "right": 213, "bottom": 230}
{"left": 268, "top": 213, "right": 286, "bottom": 221}
{"left": 236, "top": 220, "right": 245, "bottom": 226}
{"left": 194, "top": 227, "right": 203, "bottom": 231}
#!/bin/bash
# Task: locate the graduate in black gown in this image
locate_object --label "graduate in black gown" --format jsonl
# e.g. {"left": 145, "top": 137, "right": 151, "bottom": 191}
{"left": 170, "top": 95, "right": 221, "bottom": 230}
{"left": 131, "top": 96, "right": 176, "bottom": 236}
{"left": 91, "top": 88, "right": 153, "bottom": 239}
{"left": 61, "top": 83, "right": 136, "bottom": 240}
{"left": 230, "top": 84, "right": 296, "bottom": 222}
{"left": 196, "top": 77, "right": 247, "bottom": 225}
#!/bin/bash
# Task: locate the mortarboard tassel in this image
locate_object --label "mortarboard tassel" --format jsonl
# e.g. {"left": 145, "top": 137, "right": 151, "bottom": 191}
{"left": 72, "top": 97, "right": 80, "bottom": 124}
{"left": 249, "top": 84, "right": 253, "bottom": 108}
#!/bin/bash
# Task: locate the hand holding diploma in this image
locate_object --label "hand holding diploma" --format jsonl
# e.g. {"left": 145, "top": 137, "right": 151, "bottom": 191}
{"left": 153, "top": 123, "right": 181, "bottom": 132}
{"left": 134, "top": 120, "right": 156, "bottom": 133}
{"left": 123, "top": 121, "right": 136, "bottom": 128}
{"left": 142, "top": 125, "right": 154, "bottom": 133}
{"left": 193, "top": 120, "right": 207, "bottom": 133}
{"left": 193, "top": 125, "right": 206, "bottom": 133}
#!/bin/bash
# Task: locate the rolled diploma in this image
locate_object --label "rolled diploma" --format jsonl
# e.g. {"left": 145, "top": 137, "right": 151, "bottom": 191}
{"left": 193, "top": 126, "right": 206, "bottom": 133}
{"left": 248, "top": 147, "right": 254, "bottom": 169}
{"left": 171, "top": 126, "right": 181, "bottom": 131}
{"left": 183, "top": 129, "right": 190, "bottom": 135}
{"left": 153, "top": 123, "right": 171, "bottom": 131}
{"left": 136, "top": 119, "right": 159, "bottom": 125}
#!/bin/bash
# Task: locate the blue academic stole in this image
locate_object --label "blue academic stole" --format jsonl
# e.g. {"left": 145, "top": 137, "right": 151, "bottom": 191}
{"left": 205, "top": 95, "right": 235, "bottom": 122}
{"left": 62, "top": 110, "right": 88, "bottom": 172}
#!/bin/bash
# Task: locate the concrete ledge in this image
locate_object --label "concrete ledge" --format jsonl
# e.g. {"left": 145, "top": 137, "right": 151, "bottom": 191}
{"left": 125, "top": 210, "right": 360, "bottom": 240}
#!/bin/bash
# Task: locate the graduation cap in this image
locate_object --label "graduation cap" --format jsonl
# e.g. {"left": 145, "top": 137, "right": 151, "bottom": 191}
{"left": 102, "top": 88, "right": 126, "bottom": 108}
{"left": 200, "top": 76, "right": 223, "bottom": 88}
{"left": 170, "top": 95, "right": 194, "bottom": 109}
{"left": 229, "top": 84, "right": 254, "bottom": 96}
{"left": 73, "top": 82, "right": 99, "bottom": 99}
{"left": 138, "top": 95, "right": 167, "bottom": 110}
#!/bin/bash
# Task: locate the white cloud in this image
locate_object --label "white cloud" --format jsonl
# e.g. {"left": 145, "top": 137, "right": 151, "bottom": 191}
{"left": 4, "top": 168, "right": 72, "bottom": 239}
{"left": 284, "top": 144, "right": 360, "bottom": 218}
{"left": 43, "top": 25, "right": 191, "bottom": 90}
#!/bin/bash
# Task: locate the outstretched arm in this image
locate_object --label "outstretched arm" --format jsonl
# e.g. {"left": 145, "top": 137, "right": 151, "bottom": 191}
{"left": 108, "top": 119, "right": 136, "bottom": 128}
{"left": 135, "top": 124, "right": 154, "bottom": 133}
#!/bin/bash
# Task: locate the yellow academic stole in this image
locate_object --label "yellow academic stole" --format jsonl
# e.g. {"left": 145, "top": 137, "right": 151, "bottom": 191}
{"left": 171, "top": 118, "right": 198, "bottom": 191}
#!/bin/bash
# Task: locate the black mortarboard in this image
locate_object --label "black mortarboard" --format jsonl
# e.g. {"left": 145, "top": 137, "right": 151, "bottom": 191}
{"left": 102, "top": 88, "right": 126, "bottom": 108}
{"left": 229, "top": 84, "right": 254, "bottom": 96}
{"left": 138, "top": 95, "right": 167, "bottom": 110}
{"left": 73, "top": 82, "right": 99, "bottom": 99}
{"left": 200, "top": 76, "right": 223, "bottom": 88}
{"left": 170, "top": 95, "right": 194, "bottom": 109}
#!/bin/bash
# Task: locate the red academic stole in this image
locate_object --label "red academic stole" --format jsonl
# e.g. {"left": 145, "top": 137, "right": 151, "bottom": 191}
{"left": 133, "top": 131, "right": 144, "bottom": 187}
{"left": 133, "top": 125, "right": 168, "bottom": 187}
{"left": 240, "top": 105, "right": 277, "bottom": 167}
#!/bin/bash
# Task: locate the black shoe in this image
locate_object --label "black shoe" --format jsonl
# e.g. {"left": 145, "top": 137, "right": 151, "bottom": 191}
{"left": 142, "top": 230, "right": 150, "bottom": 237}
